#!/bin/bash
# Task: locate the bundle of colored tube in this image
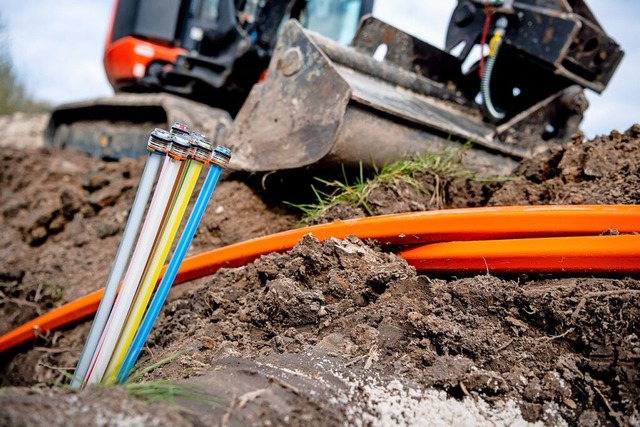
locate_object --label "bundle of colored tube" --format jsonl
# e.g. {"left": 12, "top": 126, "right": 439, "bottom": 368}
{"left": 71, "top": 123, "right": 230, "bottom": 388}
{"left": 117, "top": 145, "right": 231, "bottom": 383}
{"left": 70, "top": 126, "right": 174, "bottom": 388}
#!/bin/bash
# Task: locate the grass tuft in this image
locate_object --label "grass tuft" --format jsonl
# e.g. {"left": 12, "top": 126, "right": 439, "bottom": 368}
{"left": 122, "top": 352, "right": 216, "bottom": 405}
{"left": 50, "top": 352, "right": 215, "bottom": 406}
{"left": 121, "top": 380, "right": 215, "bottom": 405}
{"left": 287, "top": 147, "right": 474, "bottom": 223}
{"left": 125, "top": 351, "right": 182, "bottom": 383}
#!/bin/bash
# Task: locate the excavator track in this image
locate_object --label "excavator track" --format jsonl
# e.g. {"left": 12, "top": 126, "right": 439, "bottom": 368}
{"left": 45, "top": 93, "right": 232, "bottom": 159}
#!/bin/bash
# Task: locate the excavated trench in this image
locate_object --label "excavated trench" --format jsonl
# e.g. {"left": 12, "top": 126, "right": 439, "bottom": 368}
{"left": 1, "top": 123, "right": 639, "bottom": 425}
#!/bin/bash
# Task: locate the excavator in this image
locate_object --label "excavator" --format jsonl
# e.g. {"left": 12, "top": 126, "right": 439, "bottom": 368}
{"left": 45, "top": 0, "right": 623, "bottom": 175}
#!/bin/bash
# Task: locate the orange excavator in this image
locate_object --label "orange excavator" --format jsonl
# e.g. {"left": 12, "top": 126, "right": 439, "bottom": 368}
{"left": 46, "top": 0, "right": 623, "bottom": 174}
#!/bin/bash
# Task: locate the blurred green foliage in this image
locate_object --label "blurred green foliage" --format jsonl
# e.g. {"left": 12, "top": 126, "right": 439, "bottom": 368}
{"left": 0, "top": 14, "right": 51, "bottom": 115}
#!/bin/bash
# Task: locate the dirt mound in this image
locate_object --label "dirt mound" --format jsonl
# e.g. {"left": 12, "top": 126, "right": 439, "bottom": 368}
{"left": 489, "top": 125, "right": 640, "bottom": 205}
{"left": 106, "top": 237, "right": 640, "bottom": 425}
{"left": 3, "top": 236, "right": 638, "bottom": 425}
{"left": 1, "top": 126, "right": 639, "bottom": 425}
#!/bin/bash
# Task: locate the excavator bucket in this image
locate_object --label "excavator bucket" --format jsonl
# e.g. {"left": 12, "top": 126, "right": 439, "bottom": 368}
{"left": 228, "top": 13, "right": 620, "bottom": 175}
{"left": 228, "top": 19, "right": 519, "bottom": 175}
{"left": 226, "top": 20, "right": 518, "bottom": 174}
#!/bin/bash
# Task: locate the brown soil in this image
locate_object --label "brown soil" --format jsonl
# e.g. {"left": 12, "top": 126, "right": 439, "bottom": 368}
{"left": 1, "top": 124, "right": 639, "bottom": 426}
{"left": 488, "top": 127, "right": 640, "bottom": 206}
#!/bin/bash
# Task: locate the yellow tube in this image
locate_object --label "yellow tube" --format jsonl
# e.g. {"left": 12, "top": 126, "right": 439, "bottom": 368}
{"left": 103, "top": 160, "right": 203, "bottom": 383}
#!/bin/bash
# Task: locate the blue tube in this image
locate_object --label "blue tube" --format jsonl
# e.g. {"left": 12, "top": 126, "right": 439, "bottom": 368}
{"left": 117, "top": 160, "right": 226, "bottom": 382}
{"left": 70, "top": 152, "right": 163, "bottom": 388}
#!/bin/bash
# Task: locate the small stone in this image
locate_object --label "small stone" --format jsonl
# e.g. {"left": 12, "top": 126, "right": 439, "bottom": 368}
{"left": 563, "top": 398, "right": 577, "bottom": 409}
{"left": 201, "top": 337, "right": 214, "bottom": 349}
{"left": 97, "top": 220, "right": 120, "bottom": 239}
{"left": 408, "top": 311, "right": 423, "bottom": 323}
{"left": 88, "top": 181, "right": 132, "bottom": 210}
{"left": 464, "top": 370, "right": 509, "bottom": 395}
{"left": 48, "top": 214, "right": 67, "bottom": 233}
{"left": 29, "top": 226, "right": 48, "bottom": 245}
{"left": 82, "top": 172, "right": 109, "bottom": 191}
{"left": 505, "top": 316, "right": 529, "bottom": 330}
{"left": 350, "top": 324, "right": 379, "bottom": 346}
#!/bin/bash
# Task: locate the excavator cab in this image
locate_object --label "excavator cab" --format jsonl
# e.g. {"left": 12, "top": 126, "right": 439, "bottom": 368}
{"left": 104, "top": 0, "right": 374, "bottom": 113}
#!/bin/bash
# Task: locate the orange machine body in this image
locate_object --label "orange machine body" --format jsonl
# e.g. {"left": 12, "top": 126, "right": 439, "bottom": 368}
{"left": 102, "top": 0, "right": 185, "bottom": 90}
{"left": 104, "top": 36, "right": 185, "bottom": 89}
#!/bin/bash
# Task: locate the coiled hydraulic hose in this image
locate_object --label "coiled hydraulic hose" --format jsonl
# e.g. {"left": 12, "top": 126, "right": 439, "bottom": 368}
{"left": 482, "top": 16, "right": 508, "bottom": 121}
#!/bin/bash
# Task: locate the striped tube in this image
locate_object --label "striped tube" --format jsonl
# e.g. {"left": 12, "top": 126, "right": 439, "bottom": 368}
{"left": 85, "top": 153, "right": 183, "bottom": 385}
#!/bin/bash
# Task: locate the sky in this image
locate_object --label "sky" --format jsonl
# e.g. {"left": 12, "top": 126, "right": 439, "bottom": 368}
{"left": 1, "top": 0, "right": 638, "bottom": 138}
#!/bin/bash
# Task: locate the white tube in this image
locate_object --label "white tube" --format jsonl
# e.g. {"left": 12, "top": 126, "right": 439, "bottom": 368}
{"left": 85, "top": 155, "right": 183, "bottom": 385}
{"left": 103, "top": 160, "right": 202, "bottom": 382}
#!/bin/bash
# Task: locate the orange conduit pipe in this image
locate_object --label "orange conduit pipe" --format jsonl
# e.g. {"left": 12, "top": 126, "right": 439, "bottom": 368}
{"left": 400, "top": 234, "right": 640, "bottom": 274}
{"left": 1, "top": 205, "right": 638, "bottom": 354}
{"left": 0, "top": 289, "right": 104, "bottom": 354}
{"left": 171, "top": 205, "right": 640, "bottom": 283}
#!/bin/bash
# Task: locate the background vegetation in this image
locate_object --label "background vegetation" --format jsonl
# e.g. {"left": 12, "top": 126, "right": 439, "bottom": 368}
{"left": 0, "top": 13, "right": 50, "bottom": 115}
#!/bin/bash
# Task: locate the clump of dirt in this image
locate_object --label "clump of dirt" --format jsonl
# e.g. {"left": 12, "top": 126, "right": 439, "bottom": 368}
{"left": 489, "top": 124, "right": 640, "bottom": 205}
{"left": 145, "top": 235, "right": 413, "bottom": 361}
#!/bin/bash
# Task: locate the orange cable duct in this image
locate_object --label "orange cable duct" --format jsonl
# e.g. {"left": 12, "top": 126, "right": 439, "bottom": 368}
{"left": 1, "top": 205, "right": 638, "bottom": 354}
{"left": 171, "top": 205, "right": 640, "bottom": 283}
{"left": 0, "top": 289, "right": 104, "bottom": 354}
{"left": 400, "top": 234, "right": 640, "bottom": 274}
